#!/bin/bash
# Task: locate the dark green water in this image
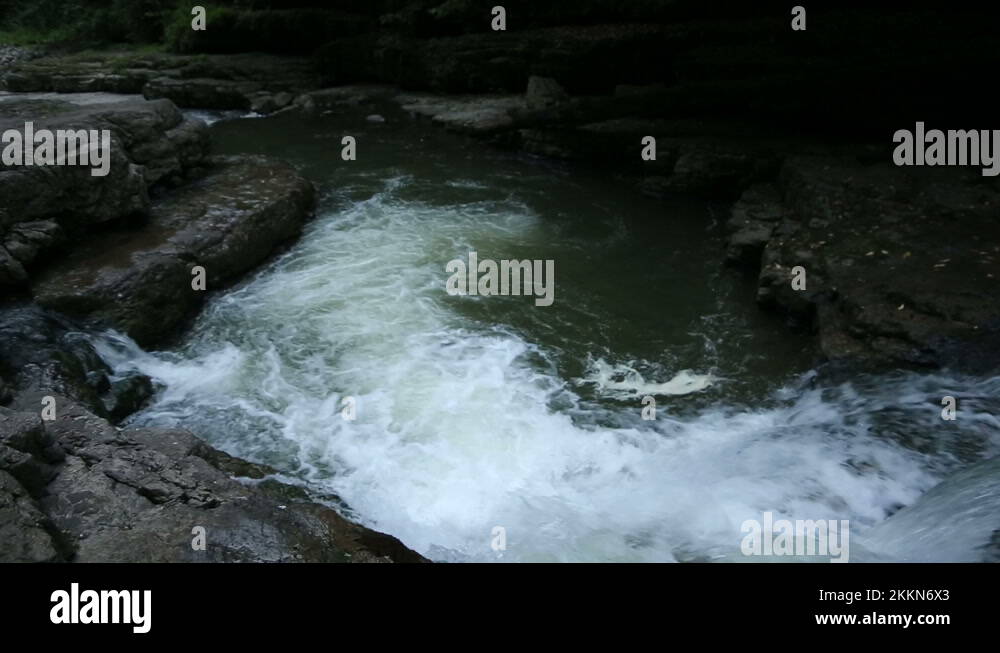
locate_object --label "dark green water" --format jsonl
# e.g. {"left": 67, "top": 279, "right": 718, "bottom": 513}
{"left": 209, "top": 107, "right": 817, "bottom": 410}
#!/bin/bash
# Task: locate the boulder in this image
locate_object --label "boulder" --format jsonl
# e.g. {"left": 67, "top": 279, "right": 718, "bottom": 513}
{"left": 0, "top": 96, "right": 210, "bottom": 291}
{"left": 0, "top": 399, "right": 426, "bottom": 563}
{"left": 0, "top": 306, "right": 121, "bottom": 414}
{"left": 32, "top": 156, "right": 316, "bottom": 346}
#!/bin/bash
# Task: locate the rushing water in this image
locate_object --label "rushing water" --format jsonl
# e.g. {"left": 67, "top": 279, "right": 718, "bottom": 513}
{"left": 93, "top": 106, "right": 1000, "bottom": 562}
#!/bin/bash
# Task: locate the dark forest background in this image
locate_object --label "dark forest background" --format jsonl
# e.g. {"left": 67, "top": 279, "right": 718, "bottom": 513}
{"left": 1, "top": 2, "right": 997, "bottom": 137}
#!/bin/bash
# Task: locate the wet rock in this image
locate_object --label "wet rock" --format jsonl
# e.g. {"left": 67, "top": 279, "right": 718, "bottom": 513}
{"left": 0, "top": 306, "right": 114, "bottom": 414}
{"left": 0, "top": 247, "right": 27, "bottom": 286}
{"left": 0, "top": 406, "right": 62, "bottom": 495}
{"left": 295, "top": 85, "right": 398, "bottom": 113}
{"left": 145, "top": 77, "right": 258, "bottom": 111}
{"left": 11, "top": 398, "right": 426, "bottom": 563}
{"left": 102, "top": 375, "right": 155, "bottom": 422}
{"left": 32, "top": 156, "right": 316, "bottom": 346}
{"left": 755, "top": 156, "right": 1000, "bottom": 370}
{"left": 0, "top": 470, "right": 60, "bottom": 562}
{"left": 250, "top": 92, "right": 303, "bottom": 115}
{"left": 725, "top": 184, "right": 786, "bottom": 267}
{"left": 0, "top": 97, "right": 210, "bottom": 291}
{"left": 250, "top": 93, "right": 278, "bottom": 115}
{"left": 2, "top": 220, "right": 62, "bottom": 268}
{"left": 396, "top": 93, "right": 525, "bottom": 135}
{"left": 273, "top": 92, "right": 294, "bottom": 109}
{"left": 0, "top": 45, "right": 40, "bottom": 70}
{"left": 525, "top": 76, "right": 568, "bottom": 110}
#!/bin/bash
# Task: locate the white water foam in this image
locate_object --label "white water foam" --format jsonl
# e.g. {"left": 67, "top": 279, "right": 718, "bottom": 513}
{"left": 581, "top": 358, "right": 715, "bottom": 398}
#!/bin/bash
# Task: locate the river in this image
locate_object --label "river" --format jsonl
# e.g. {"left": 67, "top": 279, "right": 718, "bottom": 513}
{"left": 91, "top": 106, "right": 1000, "bottom": 562}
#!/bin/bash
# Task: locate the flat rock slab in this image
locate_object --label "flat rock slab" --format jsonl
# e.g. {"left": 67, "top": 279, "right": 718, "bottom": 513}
{"left": 4, "top": 51, "right": 320, "bottom": 112}
{"left": 396, "top": 93, "right": 526, "bottom": 134}
{"left": 32, "top": 155, "right": 315, "bottom": 346}
{"left": 757, "top": 156, "right": 1000, "bottom": 370}
{"left": 0, "top": 96, "right": 211, "bottom": 288}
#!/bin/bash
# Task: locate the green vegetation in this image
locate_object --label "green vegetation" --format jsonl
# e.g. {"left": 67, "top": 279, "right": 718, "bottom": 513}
{"left": 0, "top": 0, "right": 159, "bottom": 45}
{"left": 0, "top": 0, "right": 693, "bottom": 53}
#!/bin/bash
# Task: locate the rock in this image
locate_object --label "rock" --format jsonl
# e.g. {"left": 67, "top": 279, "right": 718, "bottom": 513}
{"left": 294, "top": 93, "right": 316, "bottom": 113}
{"left": 396, "top": 93, "right": 526, "bottom": 135}
{"left": 250, "top": 94, "right": 279, "bottom": 114}
{"left": 249, "top": 92, "right": 295, "bottom": 115}
{"left": 0, "top": 97, "right": 210, "bottom": 291}
{"left": 0, "top": 306, "right": 117, "bottom": 414}
{"left": 0, "top": 470, "right": 60, "bottom": 562}
{"left": 102, "top": 375, "right": 155, "bottom": 422}
{"left": 272, "top": 92, "right": 294, "bottom": 109}
{"left": 294, "top": 85, "right": 397, "bottom": 114}
{"left": 32, "top": 156, "right": 316, "bottom": 346}
{"left": 144, "top": 77, "right": 258, "bottom": 110}
{"left": 755, "top": 156, "right": 1000, "bottom": 370}
{"left": 664, "top": 148, "right": 777, "bottom": 198}
{"left": 5, "top": 51, "right": 320, "bottom": 111}
{"left": 0, "top": 397, "right": 426, "bottom": 563}
{"left": 0, "top": 45, "right": 39, "bottom": 71}
{"left": 525, "top": 76, "right": 568, "bottom": 110}
{"left": 0, "top": 406, "right": 62, "bottom": 495}
{"left": 3, "top": 220, "right": 62, "bottom": 267}
{"left": 0, "top": 247, "right": 27, "bottom": 286}
{"left": 725, "top": 184, "right": 786, "bottom": 267}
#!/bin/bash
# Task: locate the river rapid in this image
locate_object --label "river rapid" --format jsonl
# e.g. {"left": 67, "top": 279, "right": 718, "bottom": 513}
{"left": 92, "top": 107, "right": 1000, "bottom": 562}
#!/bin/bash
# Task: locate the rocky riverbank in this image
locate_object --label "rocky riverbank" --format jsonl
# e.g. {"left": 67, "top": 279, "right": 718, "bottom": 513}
{"left": 5, "top": 5, "right": 995, "bottom": 374}
{"left": 0, "top": 91, "right": 426, "bottom": 562}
